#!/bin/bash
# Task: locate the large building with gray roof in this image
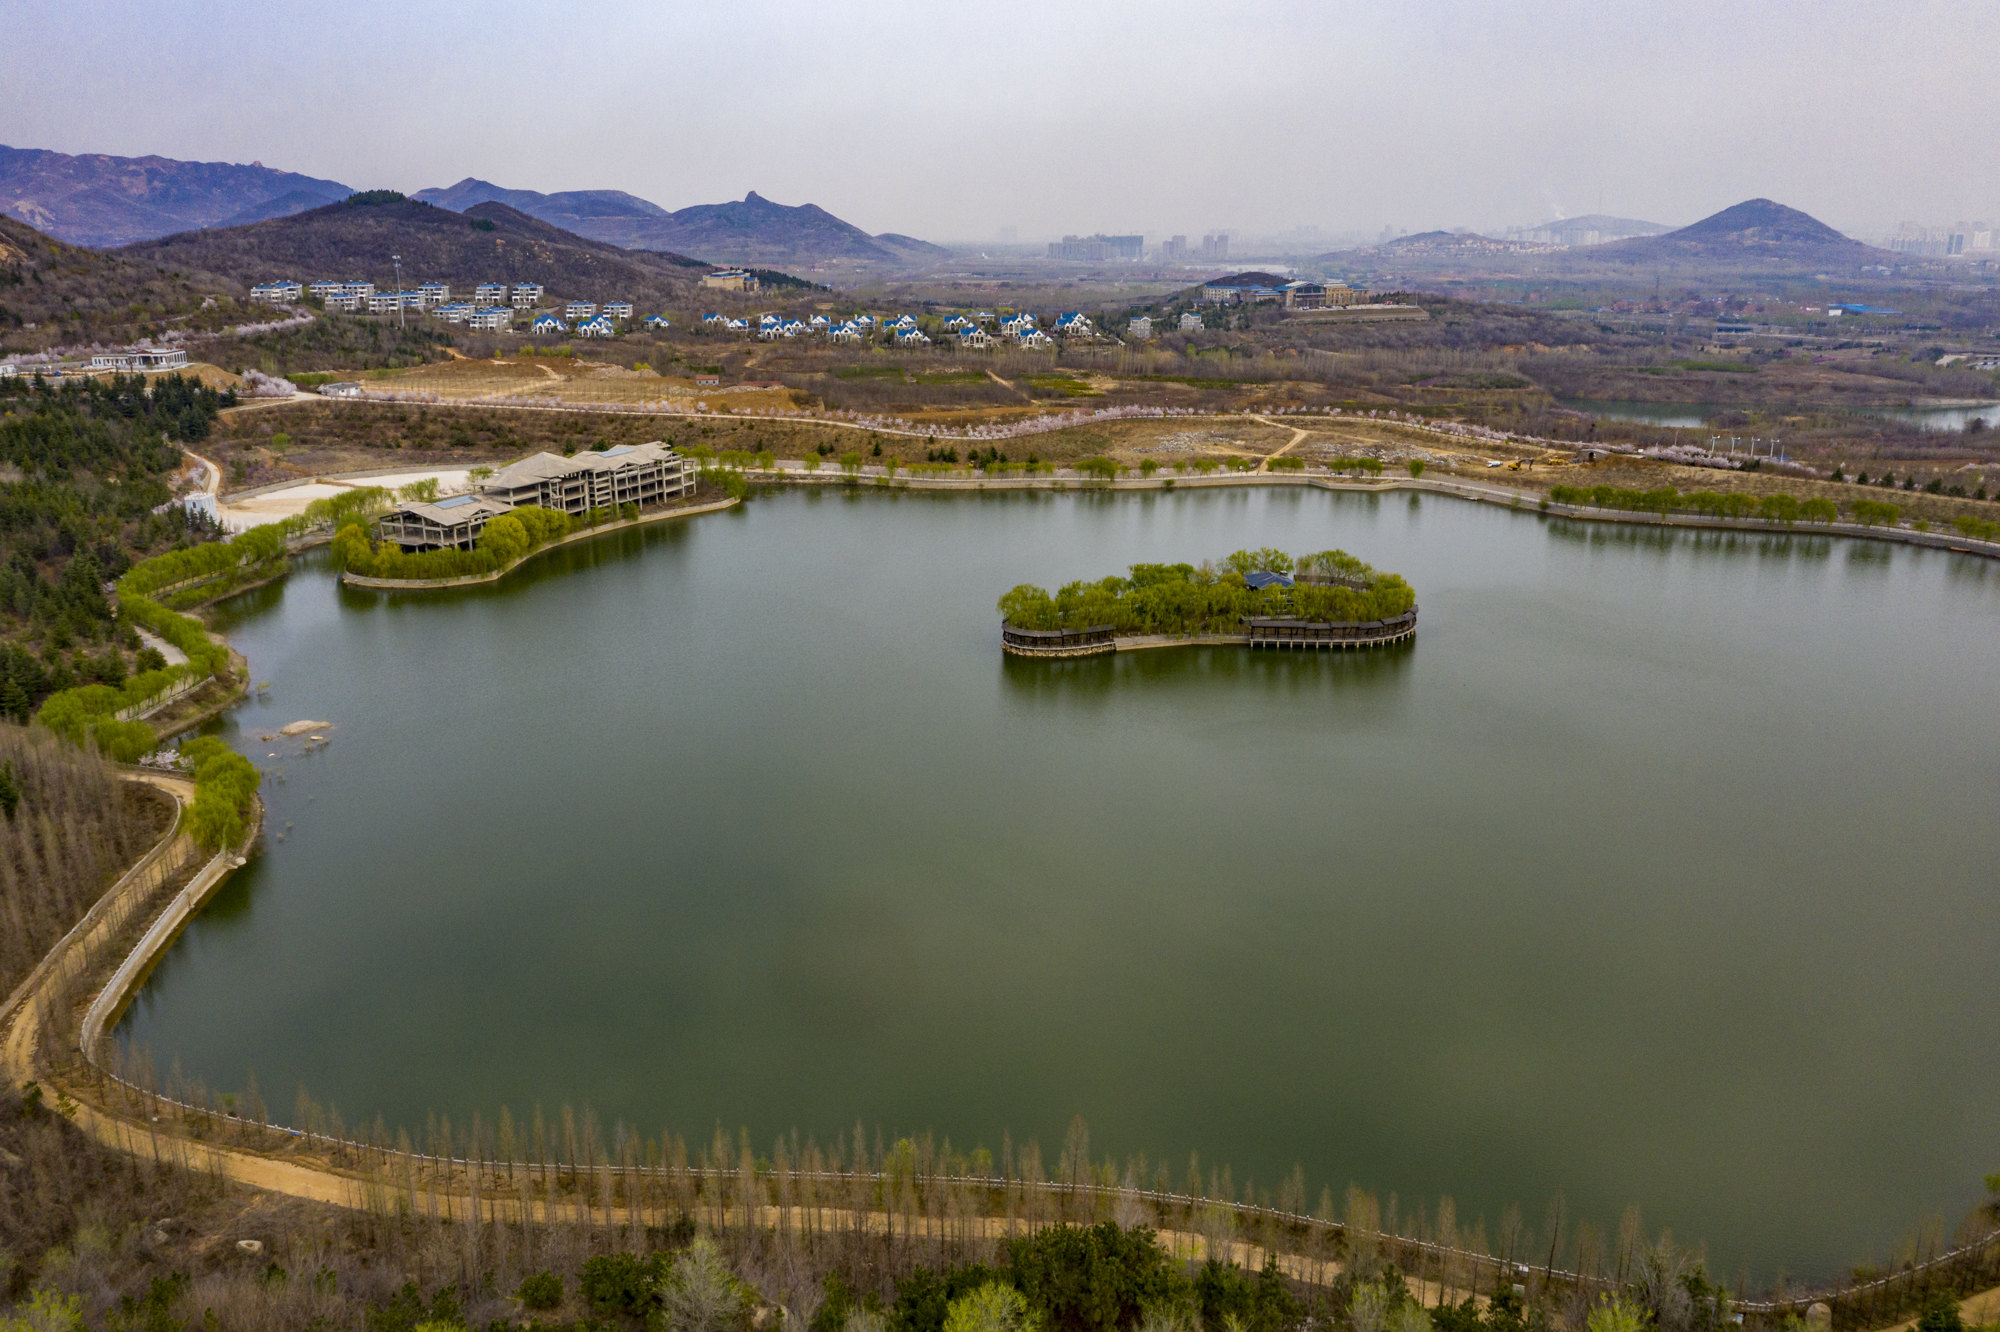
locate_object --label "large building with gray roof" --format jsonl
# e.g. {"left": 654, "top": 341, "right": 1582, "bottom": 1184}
{"left": 375, "top": 442, "right": 696, "bottom": 552}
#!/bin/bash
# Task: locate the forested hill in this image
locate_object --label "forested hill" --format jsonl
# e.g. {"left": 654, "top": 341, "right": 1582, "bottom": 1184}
{"left": 0, "top": 374, "right": 231, "bottom": 721}
{"left": 0, "top": 214, "right": 260, "bottom": 357}
{"left": 114, "top": 194, "right": 714, "bottom": 311}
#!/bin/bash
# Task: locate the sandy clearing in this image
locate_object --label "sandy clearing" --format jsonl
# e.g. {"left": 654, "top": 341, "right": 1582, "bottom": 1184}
{"left": 216, "top": 468, "right": 476, "bottom": 530}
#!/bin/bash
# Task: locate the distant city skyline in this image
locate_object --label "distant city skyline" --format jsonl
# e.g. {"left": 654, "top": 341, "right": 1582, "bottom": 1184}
{"left": 5, "top": 0, "right": 1996, "bottom": 247}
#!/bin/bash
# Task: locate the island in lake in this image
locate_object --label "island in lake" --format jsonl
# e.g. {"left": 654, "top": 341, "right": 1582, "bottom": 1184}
{"left": 999, "top": 548, "right": 1418, "bottom": 656}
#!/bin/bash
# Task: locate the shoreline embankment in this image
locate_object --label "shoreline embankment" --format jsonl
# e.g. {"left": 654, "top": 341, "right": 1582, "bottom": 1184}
{"left": 338, "top": 494, "right": 740, "bottom": 590}
{"left": 239, "top": 458, "right": 2000, "bottom": 566}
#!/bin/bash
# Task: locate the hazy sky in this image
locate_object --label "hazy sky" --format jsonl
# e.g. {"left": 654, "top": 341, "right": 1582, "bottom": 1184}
{"left": 6, "top": 0, "right": 1998, "bottom": 243}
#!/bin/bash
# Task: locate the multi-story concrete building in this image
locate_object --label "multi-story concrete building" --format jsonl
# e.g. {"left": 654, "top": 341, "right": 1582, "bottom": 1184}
{"left": 251, "top": 281, "right": 303, "bottom": 303}
{"left": 475, "top": 283, "right": 508, "bottom": 305}
{"left": 475, "top": 442, "right": 695, "bottom": 518}
{"left": 376, "top": 443, "right": 697, "bottom": 552}
{"left": 417, "top": 282, "right": 450, "bottom": 307}
{"left": 374, "top": 494, "right": 517, "bottom": 552}
{"left": 510, "top": 282, "right": 544, "bottom": 307}
{"left": 699, "top": 269, "right": 757, "bottom": 292}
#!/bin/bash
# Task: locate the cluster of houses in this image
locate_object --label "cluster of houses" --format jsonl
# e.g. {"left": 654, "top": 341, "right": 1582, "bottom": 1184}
{"left": 697, "top": 309, "right": 1100, "bottom": 350}
{"left": 251, "top": 279, "right": 546, "bottom": 315}
{"left": 1124, "top": 312, "right": 1206, "bottom": 339}
{"left": 526, "top": 303, "right": 671, "bottom": 338}
{"left": 247, "top": 278, "right": 680, "bottom": 338}
{"left": 375, "top": 443, "right": 696, "bottom": 552}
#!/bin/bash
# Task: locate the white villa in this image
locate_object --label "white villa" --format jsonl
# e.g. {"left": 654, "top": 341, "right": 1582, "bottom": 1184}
{"left": 1179, "top": 312, "right": 1205, "bottom": 332}
{"left": 576, "top": 315, "right": 616, "bottom": 337}
{"left": 88, "top": 348, "right": 190, "bottom": 372}
{"left": 530, "top": 314, "right": 566, "bottom": 334}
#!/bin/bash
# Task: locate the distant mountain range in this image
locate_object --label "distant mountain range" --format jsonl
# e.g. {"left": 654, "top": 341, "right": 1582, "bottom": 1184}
{"left": 113, "top": 195, "right": 712, "bottom": 310}
{"left": 1327, "top": 199, "right": 1892, "bottom": 275}
{"left": 414, "top": 179, "right": 950, "bottom": 266}
{"left": 0, "top": 144, "right": 954, "bottom": 267}
{"left": 0, "top": 145, "right": 353, "bottom": 248}
{"left": 1498, "top": 214, "right": 1672, "bottom": 245}
{"left": 1324, "top": 231, "right": 1563, "bottom": 261}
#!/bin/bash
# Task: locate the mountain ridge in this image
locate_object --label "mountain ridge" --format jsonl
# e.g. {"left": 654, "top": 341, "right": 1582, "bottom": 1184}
{"left": 415, "top": 178, "right": 950, "bottom": 265}
{"left": 0, "top": 144, "right": 353, "bottom": 248}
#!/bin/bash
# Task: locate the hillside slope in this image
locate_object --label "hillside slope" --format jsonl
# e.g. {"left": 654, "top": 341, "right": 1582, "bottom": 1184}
{"left": 112, "top": 195, "right": 710, "bottom": 310}
{"left": 0, "top": 214, "right": 256, "bottom": 357}
{"left": 0, "top": 145, "right": 352, "bottom": 248}
{"left": 415, "top": 179, "right": 948, "bottom": 264}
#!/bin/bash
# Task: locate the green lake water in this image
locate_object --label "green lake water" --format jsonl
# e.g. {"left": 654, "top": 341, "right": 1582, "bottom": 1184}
{"left": 122, "top": 486, "right": 2000, "bottom": 1281}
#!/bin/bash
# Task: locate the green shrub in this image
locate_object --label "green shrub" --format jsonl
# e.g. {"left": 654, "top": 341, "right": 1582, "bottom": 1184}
{"left": 579, "top": 1252, "right": 669, "bottom": 1318}
{"left": 179, "top": 737, "right": 262, "bottom": 851}
{"left": 518, "top": 1272, "right": 562, "bottom": 1311}
{"left": 1953, "top": 514, "right": 2000, "bottom": 540}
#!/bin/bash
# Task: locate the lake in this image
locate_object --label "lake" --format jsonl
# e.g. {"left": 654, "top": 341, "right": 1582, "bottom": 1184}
{"left": 122, "top": 485, "right": 2000, "bottom": 1282}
